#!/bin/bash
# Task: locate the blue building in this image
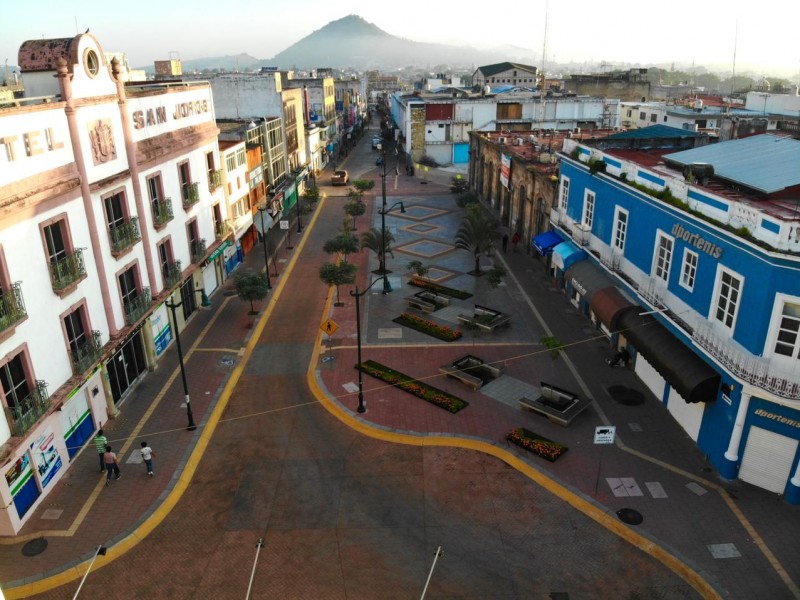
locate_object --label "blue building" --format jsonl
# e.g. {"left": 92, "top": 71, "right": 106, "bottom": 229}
{"left": 549, "top": 126, "right": 800, "bottom": 502}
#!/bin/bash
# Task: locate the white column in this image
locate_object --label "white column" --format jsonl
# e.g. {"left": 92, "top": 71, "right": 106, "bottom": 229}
{"left": 724, "top": 391, "right": 751, "bottom": 462}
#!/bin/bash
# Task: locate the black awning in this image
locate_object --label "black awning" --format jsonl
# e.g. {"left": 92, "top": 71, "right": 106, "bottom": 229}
{"left": 567, "top": 261, "right": 616, "bottom": 302}
{"left": 616, "top": 306, "right": 721, "bottom": 404}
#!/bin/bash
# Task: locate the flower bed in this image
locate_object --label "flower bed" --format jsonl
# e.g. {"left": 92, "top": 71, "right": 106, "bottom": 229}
{"left": 393, "top": 312, "right": 462, "bottom": 342}
{"left": 506, "top": 428, "right": 568, "bottom": 462}
{"left": 358, "top": 360, "right": 468, "bottom": 413}
{"left": 409, "top": 277, "right": 472, "bottom": 300}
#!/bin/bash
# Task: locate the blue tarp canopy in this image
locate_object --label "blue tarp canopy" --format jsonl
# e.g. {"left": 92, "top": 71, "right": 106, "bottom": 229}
{"left": 532, "top": 231, "right": 563, "bottom": 256}
{"left": 551, "top": 241, "right": 587, "bottom": 271}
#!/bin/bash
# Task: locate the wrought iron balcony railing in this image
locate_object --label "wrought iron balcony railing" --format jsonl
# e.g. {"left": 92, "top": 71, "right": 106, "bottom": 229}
{"left": 72, "top": 330, "right": 103, "bottom": 374}
{"left": 191, "top": 239, "right": 207, "bottom": 264}
{"left": 50, "top": 248, "right": 87, "bottom": 291}
{"left": 208, "top": 170, "right": 222, "bottom": 192}
{"left": 7, "top": 380, "right": 49, "bottom": 436}
{"left": 109, "top": 217, "right": 141, "bottom": 254}
{"left": 0, "top": 282, "right": 27, "bottom": 332}
{"left": 152, "top": 198, "right": 174, "bottom": 227}
{"left": 163, "top": 260, "right": 183, "bottom": 289}
{"left": 123, "top": 287, "right": 152, "bottom": 326}
{"left": 183, "top": 182, "right": 200, "bottom": 209}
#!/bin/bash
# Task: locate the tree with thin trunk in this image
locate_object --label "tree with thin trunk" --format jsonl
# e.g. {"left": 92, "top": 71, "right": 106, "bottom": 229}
{"left": 454, "top": 204, "right": 500, "bottom": 275}
{"left": 352, "top": 179, "right": 375, "bottom": 193}
{"left": 344, "top": 196, "right": 366, "bottom": 231}
{"left": 323, "top": 232, "right": 360, "bottom": 263}
{"left": 407, "top": 260, "right": 429, "bottom": 284}
{"left": 234, "top": 270, "right": 270, "bottom": 315}
{"left": 319, "top": 262, "right": 357, "bottom": 307}
{"left": 360, "top": 227, "right": 395, "bottom": 273}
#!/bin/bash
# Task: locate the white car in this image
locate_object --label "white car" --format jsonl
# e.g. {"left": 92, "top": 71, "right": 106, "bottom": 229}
{"left": 371, "top": 136, "right": 382, "bottom": 148}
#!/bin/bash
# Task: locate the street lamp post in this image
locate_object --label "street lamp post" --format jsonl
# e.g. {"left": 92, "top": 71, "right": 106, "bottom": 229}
{"left": 256, "top": 205, "right": 272, "bottom": 291}
{"left": 350, "top": 275, "right": 387, "bottom": 413}
{"left": 165, "top": 287, "right": 211, "bottom": 431}
{"left": 71, "top": 545, "right": 106, "bottom": 600}
{"left": 378, "top": 141, "right": 399, "bottom": 294}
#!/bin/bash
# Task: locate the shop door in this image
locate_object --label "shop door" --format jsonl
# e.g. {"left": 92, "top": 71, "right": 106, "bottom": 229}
{"left": 739, "top": 426, "right": 798, "bottom": 494}
{"left": 107, "top": 331, "right": 147, "bottom": 404}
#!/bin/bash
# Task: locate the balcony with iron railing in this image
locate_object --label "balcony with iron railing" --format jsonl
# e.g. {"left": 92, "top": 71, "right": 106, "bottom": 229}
{"left": 208, "top": 170, "right": 222, "bottom": 192}
{"left": 693, "top": 324, "right": 800, "bottom": 400}
{"left": 72, "top": 330, "right": 103, "bottom": 374}
{"left": 215, "top": 221, "right": 232, "bottom": 241}
{"left": 163, "top": 260, "right": 183, "bottom": 289}
{"left": 6, "top": 380, "right": 49, "bottom": 436}
{"left": 191, "top": 239, "right": 207, "bottom": 264}
{"left": 152, "top": 198, "right": 174, "bottom": 228}
{"left": 0, "top": 282, "right": 27, "bottom": 333}
{"left": 123, "top": 287, "right": 152, "bottom": 325}
{"left": 183, "top": 182, "right": 200, "bottom": 209}
{"left": 50, "top": 248, "right": 87, "bottom": 291}
{"left": 109, "top": 217, "right": 141, "bottom": 255}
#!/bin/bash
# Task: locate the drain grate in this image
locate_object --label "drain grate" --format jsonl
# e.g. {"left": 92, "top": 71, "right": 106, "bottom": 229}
{"left": 616, "top": 508, "right": 643, "bottom": 525}
{"left": 22, "top": 537, "right": 48, "bottom": 557}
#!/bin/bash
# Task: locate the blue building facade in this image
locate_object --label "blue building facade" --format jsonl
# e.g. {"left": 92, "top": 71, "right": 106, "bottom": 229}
{"left": 551, "top": 129, "right": 800, "bottom": 502}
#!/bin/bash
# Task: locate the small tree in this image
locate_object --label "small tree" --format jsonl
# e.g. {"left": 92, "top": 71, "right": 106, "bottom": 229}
{"left": 319, "top": 262, "right": 357, "bottom": 307}
{"left": 540, "top": 336, "right": 565, "bottom": 360}
{"left": 344, "top": 196, "right": 366, "bottom": 231}
{"left": 361, "top": 227, "right": 395, "bottom": 273}
{"left": 407, "top": 260, "right": 429, "bottom": 282}
{"left": 323, "top": 232, "right": 360, "bottom": 263}
{"left": 303, "top": 186, "right": 320, "bottom": 206}
{"left": 352, "top": 179, "right": 375, "bottom": 193}
{"left": 234, "top": 270, "right": 270, "bottom": 315}
{"left": 486, "top": 265, "right": 507, "bottom": 289}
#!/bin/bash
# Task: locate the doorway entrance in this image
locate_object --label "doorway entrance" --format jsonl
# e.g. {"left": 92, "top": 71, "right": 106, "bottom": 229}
{"left": 106, "top": 330, "right": 147, "bottom": 404}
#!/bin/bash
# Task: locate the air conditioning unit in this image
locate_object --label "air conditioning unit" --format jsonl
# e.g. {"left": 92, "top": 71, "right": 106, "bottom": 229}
{"left": 515, "top": 137, "right": 525, "bottom": 146}
{"left": 497, "top": 136, "right": 507, "bottom": 144}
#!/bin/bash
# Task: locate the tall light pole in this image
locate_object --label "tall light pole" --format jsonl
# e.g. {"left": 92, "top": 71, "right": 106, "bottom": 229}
{"left": 256, "top": 205, "right": 272, "bottom": 291}
{"left": 165, "top": 287, "right": 211, "bottom": 431}
{"left": 378, "top": 141, "right": 399, "bottom": 294}
{"left": 350, "top": 275, "right": 387, "bottom": 413}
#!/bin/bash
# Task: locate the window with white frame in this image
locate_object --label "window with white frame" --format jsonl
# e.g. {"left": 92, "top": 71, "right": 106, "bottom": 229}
{"left": 225, "top": 153, "right": 236, "bottom": 172}
{"left": 652, "top": 232, "right": 674, "bottom": 282}
{"left": 680, "top": 249, "right": 698, "bottom": 291}
{"left": 773, "top": 300, "right": 800, "bottom": 359}
{"left": 612, "top": 207, "right": 628, "bottom": 252}
{"left": 712, "top": 267, "right": 743, "bottom": 331}
{"left": 582, "top": 190, "right": 595, "bottom": 228}
{"left": 559, "top": 176, "right": 569, "bottom": 210}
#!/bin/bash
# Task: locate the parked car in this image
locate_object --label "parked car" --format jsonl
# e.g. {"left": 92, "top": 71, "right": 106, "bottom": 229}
{"left": 371, "top": 136, "right": 382, "bottom": 148}
{"left": 331, "top": 170, "right": 349, "bottom": 186}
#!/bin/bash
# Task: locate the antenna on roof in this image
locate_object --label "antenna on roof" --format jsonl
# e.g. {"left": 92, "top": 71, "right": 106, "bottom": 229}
{"left": 539, "top": 0, "right": 548, "bottom": 92}
{"left": 730, "top": 19, "right": 738, "bottom": 98}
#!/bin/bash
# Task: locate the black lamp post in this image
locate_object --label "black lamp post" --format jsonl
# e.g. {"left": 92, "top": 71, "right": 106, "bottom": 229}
{"left": 378, "top": 200, "right": 405, "bottom": 294}
{"left": 165, "top": 287, "right": 211, "bottom": 430}
{"left": 256, "top": 205, "right": 272, "bottom": 291}
{"left": 350, "top": 275, "right": 387, "bottom": 413}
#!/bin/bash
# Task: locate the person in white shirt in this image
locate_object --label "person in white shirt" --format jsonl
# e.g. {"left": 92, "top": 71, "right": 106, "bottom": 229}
{"left": 140, "top": 441, "right": 155, "bottom": 477}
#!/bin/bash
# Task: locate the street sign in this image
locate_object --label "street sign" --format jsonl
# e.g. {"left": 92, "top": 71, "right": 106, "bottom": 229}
{"left": 594, "top": 425, "right": 616, "bottom": 444}
{"left": 320, "top": 319, "right": 338, "bottom": 336}
{"left": 279, "top": 220, "right": 289, "bottom": 230}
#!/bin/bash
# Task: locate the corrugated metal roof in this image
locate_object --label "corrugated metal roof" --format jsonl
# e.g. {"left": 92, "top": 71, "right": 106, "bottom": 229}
{"left": 476, "top": 62, "right": 539, "bottom": 77}
{"left": 607, "top": 125, "right": 699, "bottom": 140}
{"left": 663, "top": 134, "right": 800, "bottom": 194}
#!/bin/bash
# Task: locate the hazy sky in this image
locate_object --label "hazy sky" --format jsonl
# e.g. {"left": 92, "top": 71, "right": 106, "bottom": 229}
{"left": 3, "top": 0, "right": 798, "bottom": 78}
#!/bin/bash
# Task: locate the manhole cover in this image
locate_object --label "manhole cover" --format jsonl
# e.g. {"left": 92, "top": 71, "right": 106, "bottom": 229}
{"left": 22, "top": 537, "right": 48, "bottom": 556}
{"left": 616, "top": 508, "right": 643, "bottom": 525}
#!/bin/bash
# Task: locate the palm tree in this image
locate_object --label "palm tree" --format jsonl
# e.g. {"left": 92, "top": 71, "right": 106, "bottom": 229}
{"left": 454, "top": 205, "right": 499, "bottom": 275}
{"left": 360, "top": 227, "right": 395, "bottom": 274}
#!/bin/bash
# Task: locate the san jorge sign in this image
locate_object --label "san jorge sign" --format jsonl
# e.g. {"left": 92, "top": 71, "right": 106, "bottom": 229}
{"left": 132, "top": 99, "right": 210, "bottom": 129}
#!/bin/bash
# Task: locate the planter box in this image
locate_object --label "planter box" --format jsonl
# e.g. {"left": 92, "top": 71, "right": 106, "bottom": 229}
{"left": 457, "top": 304, "right": 511, "bottom": 332}
{"left": 439, "top": 354, "right": 504, "bottom": 390}
{"left": 506, "top": 428, "right": 568, "bottom": 462}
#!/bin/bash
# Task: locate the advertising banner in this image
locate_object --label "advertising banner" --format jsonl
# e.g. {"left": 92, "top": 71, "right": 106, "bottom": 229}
{"left": 30, "top": 428, "right": 62, "bottom": 490}
{"left": 500, "top": 154, "right": 511, "bottom": 189}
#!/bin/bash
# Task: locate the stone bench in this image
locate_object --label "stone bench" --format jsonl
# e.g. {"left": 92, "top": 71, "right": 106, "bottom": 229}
{"left": 439, "top": 354, "right": 504, "bottom": 390}
{"left": 519, "top": 381, "right": 591, "bottom": 427}
{"left": 457, "top": 304, "right": 511, "bottom": 332}
{"left": 405, "top": 295, "right": 436, "bottom": 313}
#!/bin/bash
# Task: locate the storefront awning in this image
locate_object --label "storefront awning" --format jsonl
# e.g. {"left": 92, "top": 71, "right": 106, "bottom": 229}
{"left": 566, "top": 261, "right": 616, "bottom": 302}
{"left": 551, "top": 241, "right": 587, "bottom": 271}
{"left": 616, "top": 306, "right": 721, "bottom": 404}
{"left": 532, "top": 231, "right": 563, "bottom": 256}
{"left": 591, "top": 287, "right": 634, "bottom": 330}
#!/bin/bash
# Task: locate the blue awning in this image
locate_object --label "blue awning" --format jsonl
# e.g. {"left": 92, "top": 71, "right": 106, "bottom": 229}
{"left": 551, "top": 241, "right": 587, "bottom": 271}
{"left": 532, "top": 231, "right": 563, "bottom": 256}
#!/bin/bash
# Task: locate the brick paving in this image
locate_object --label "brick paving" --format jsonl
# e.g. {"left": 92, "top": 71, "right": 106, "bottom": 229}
{"left": 1, "top": 126, "right": 798, "bottom": 599}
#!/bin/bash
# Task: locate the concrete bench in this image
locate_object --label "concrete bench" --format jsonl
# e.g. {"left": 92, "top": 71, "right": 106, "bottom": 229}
{"left": 519, "top": 381, "right": 591, "bottom": 427}
{"left": 439, "top": 354, "right": 504, "bottom": 390}
{"left": 405, "top": 295, "right": 436, "bottom": 313}
{"left": 457, "top": 305, "right": 511, "bottom": 332}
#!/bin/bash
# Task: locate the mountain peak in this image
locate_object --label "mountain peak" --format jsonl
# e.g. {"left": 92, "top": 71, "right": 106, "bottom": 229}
{"left": 308, "top": 14, "right": 390, "bottom": 39}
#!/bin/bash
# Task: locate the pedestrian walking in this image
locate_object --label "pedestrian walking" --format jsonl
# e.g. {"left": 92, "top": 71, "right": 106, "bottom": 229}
{"left": 502, "top": 233, "right": 509, "bottom": 253}
{"left": 93, "top": 428, "right": 107, "bottom": 473}
{"left": 103, "top": 445, "right": 121, "bottom": 486}
{"left": 140, "top": 441, "right": 155, "bottom": 477}
{"left": 605, "top": 347, "right": 630, "bottom": 367}
{"left": 511, "top": 232, "right": 521, "bottom": 253}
